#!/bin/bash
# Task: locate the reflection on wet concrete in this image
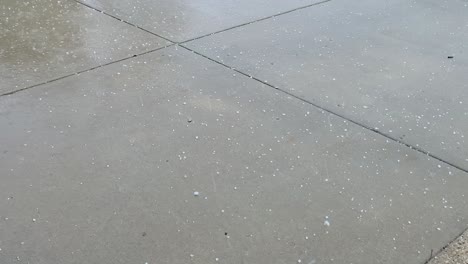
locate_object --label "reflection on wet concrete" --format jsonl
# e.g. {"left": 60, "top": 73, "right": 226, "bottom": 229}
{"left": 1, "top": 0, "right": 82, "bottom": 64}
{"left": 78, "top": 0, "right": 320, "bottom": 42}
{"left": 0, "top": 0, "right": 167, "bottom": 94}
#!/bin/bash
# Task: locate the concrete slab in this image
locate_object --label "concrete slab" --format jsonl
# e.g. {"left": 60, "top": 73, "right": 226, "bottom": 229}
{"left": 429, "top": 229, "right": 468, "bottom": 264}
{"left": 76, "top": 0, "right": 327, "bottom": 42}
{"left": 0, "top": 0, "right": 170, "bottom": 95}
{"left": 1, "top": 46, "right": 468, "bottom": 264}
{"left": 185, "top": 0, "right": 468, "bottom": 171}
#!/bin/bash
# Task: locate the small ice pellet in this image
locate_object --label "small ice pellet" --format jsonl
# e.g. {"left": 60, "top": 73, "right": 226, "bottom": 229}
{"left": 193, "top": 191, "right": 199, "bottom": 196}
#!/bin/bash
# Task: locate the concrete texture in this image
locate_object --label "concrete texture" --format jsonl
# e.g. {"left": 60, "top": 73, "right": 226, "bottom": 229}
{"left": 186, "top": 0, "right": 468, "bottom": 171}
{"left": 2, "top": 46, "right": 468, "bottom": 264}
{"left": 0, "top": 0, "right": 170, "bottom": 95}
{"left": 429, "top": 230, "right": 468, "bottom": 264}
{"left": 1, "top": 0, "right": 468, "bottom": 264}
{"left": 76, "top": 0, "right": 326, "bottom": 42}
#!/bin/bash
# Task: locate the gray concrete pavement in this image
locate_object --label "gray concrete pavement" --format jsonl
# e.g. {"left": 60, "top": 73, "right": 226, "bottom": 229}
{"left": 76, "top": 0, "right": 326, "bottom": 42}
{"left": 0, "top": 0, "right": 169, "bottom": 95}
{"left": 1, "top": 1, "right": 468, "bottom": 264}
{"left": 185, "top": 0, "right": 468, "bottom": 172}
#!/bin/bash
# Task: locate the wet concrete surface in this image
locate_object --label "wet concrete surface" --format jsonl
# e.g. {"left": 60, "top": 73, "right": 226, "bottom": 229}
{"left": 186, "top": 0, "right": 468, "bottom": 171}
{"left": 76, "top": 0, "right": 326, "bottom": 42}
{"left": 1, "top": 0, "right": 468, "bottom": 264}
{"left": 0, "top": 0, "right": 170, "bottom": 95}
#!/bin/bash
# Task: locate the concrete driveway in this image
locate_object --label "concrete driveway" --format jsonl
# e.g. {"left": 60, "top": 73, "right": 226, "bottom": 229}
{"left": 1, "top": 0, "right": 467, "bottom": 263}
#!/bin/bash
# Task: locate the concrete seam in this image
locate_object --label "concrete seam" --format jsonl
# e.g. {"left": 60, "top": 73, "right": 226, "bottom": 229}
{"left": 424, "top": 227, "right": 468, "bottom": 264}
{"left": 180, "top": 0, "right": 332, "bottom": 44}
{"left": 0, "top": 44, "right": 175, "bottom": 97}
{"left": 179, "top": 44, "right": 468, "bottom": 175}
{"left": 72, "top": 0, "right": 331, "bottom": 44}
{"left": 71, "top": 0, "right": 176, "bottom": 43}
